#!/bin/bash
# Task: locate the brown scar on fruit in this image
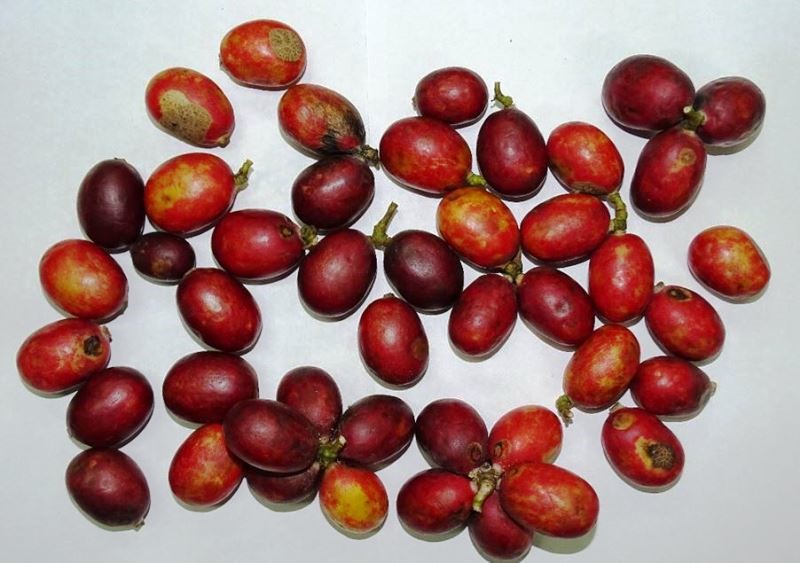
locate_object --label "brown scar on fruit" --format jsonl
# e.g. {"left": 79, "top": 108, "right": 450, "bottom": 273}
{"left": 159, "top": 90, "right": 212, "bottom": 144}
{"left": 670, "top": 148, "right": 697, "bottom": 173}
{"left": 612, "top": 412, "right": 635, "bottom": 430}
{"left": 269, "top": 28, "right": 303, "bottom": 61}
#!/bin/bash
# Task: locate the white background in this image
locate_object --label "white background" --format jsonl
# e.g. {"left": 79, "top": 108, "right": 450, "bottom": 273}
{"left": 1, "top": 1, "right": 798, "bottom": 562}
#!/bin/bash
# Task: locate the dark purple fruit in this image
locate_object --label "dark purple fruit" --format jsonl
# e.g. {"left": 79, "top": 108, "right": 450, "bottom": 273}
{"left": 130, "top": 232, "right": 195, "bottom": 283}
{"left": 276, "top": 366, "right": 343, "bottom": 438}
{"left": 448, "top": 273, "right": 517, "bottom": 358}
{"left": 338, "top": 395, "right": 415, "bottom": 470}
{"left": 415, "top": 398, "right": 488, "bottom": 475}
{"left": 246, "top": 461, "right": 322, "bottom": 505}
{"left": 469, "top": 492, "right": 533, "bottom": 560}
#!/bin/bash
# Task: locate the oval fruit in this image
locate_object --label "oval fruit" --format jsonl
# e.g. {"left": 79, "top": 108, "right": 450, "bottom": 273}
{"left": 319, "top": 463, "right": 388, "bottom": 535}
{"left": 413, "top": 66, "right": 488, "bottom": 127}
{"left": 246, "top": 461, "right": 322, "bottom": 505}
{"left": 396, "top": 469, "right": 474, "bottom": 535}
{"left": 469, "top": 492, "right": 533, "bottom": 561}
{"left": 448, "top": 273, "right": 517, "bottom": 358}
{"left": 276, "top": 366, "right": 342, "bottom": 438}
{"left": 547, "top": 121, "right": 624, "bottom": 195}
{"left": 687, "top": 76, "right": 766, "bottom": 148}
{"left": 630, "top": 356, "right": 715, "bottom": 418}
{"left": 415, "top": 398, "right": 488, "bottom": 475}
{"left": 489, "top": 405, "right": 563, "bottom": 470}
{"left": 338, "top": 394, "right": 415, "bottom": 470}
{"left": 130, "top": 232, "right": 195, "bottom": 283}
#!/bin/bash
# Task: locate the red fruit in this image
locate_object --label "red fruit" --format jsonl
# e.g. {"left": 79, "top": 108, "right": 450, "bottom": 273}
{"left": 176, "top": 268, "right": 262, "bottom": 354}
{"left": 415, "top": 398, "right": 488, "bottom": 475}
{"left": 688, "top": 225, "right": 770, "bottom": 300}
{"left": 168, "top": 423, "right": 244, "bottom": 508}
{"left": 448, "top": 274, "right": 517, "bottom": 358}
{"left": 602, "top": 406, "right": 685, "bottom": 490}
{"left": 437, "top": 187, "right": 520, "bottom": 269}
{"left": 489, "top": 405, "right": 563, "bottom": 470}
{"left": 144, "top": 153, "right": 252, "bottom": 237}
{"left": 396, "top": 469, "right": 474, "bottom": 535}
{"left": 631, "top": 356, "right": 715, "bottom": 418}
{"left": 588, "top": 232, "right": 655, "bottom": 323}
{"left": 291, "top": 155, "right": 375, "bottom": 231}
{"left": 499, "top": 462, "right": 599, "bottom": 538}
{"left": 246, "top": 461, "right": 322, "bottom": 505}
{"left": 413, "top": 66, "right": 488, "bottom": 127}
{"left": 145, "top": 67, "right": 234, "bottom": 147}
{"left": 211, "top": 209, "right": 305, "bottom": 281}
{"left": 162, "top": 351, "right": 259, "bottom": 424}
{"left": 358, "top": 295, "right": 429, "bottom": 387}
{"left": 17, "top": 319, "right": 111, "bottom": 394}
{"left": 645, "top": 284, "right": 725, "bottom": 361}
{"left": 469, "top": 492, "right": 533, "bottom": 561}
{"left": 219, "top": 19, "right": 306, "bottom": 89}
{"left": 547, "top": 121, "right": 624, "bottom": 195}
{"left": 338, "top": 395, "right": 415, "bottom": 470}
{"left": 517, "top": 266, "right": 595, "bottom": 348}
{"left": 276, "top": 366, "right": 342, "bottom": 438}
{"left": 67, "top": 367, "right": 153, "bottom": 448}
{"left": 39, "top": 239, "right": 128, "bottom": 321}
{"left": 686, "top": 77, "right": 766, "bottom": 148}
{"left": 65, "top": 448, "right": 150, "bottom": 529}
{"left": 631, "top": 126, "right": 707, "bottom": 219}
{"left": 130, "top": 232, "right": 195, "bottom": 283}
{"left": 297, "top": 229, "right": 376, "bottom": 319}
{"left": 319, "top": 463, "right": 388, "bottom": 535}
{"left": 77, "top": 159, "right": 145, "bottom": 252}
{"left": 602, "top": 54, "right": 695, "bottom": 133}
{"left": 520, "top": 193, "right": 610, "bottom": 263}
{"left": 380, "top": 116, "right": 474, "bottom": 195}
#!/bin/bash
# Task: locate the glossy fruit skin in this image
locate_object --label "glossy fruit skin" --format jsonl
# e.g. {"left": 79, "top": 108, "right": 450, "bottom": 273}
{"left": 276, "top": 366, "right": 342, "bottom": 438}
{"left": 517, "top": 266, "right": 595, "bottom": 348}
{"left": 77, "top": 159, "right": 145, "bottom": 251}
{"left": 630, "top": 356, "right": 714, "bottom": 418}
{"left": 631, "top": 126, "right": 707, "bottom": 219}
{"left": 476, "top": 107, "right": 548, "bottom": 199}
{"left": 489, "top": 405, "right": 563, "bottom": 471}
{"left": 278, "top": 83, "right": 367, "bottom": 156}
{"left": 211, "top": 209, "right": 304, "bottom": 281}
{"left": 338, "top": 395, "right": 415, "bottom": 470}
{"left": 448, "top": 274, "right": 517, "bottom": 358}
{"left": 469, "top": 492, "right": 533, "bottom": 561}
{"left": 219, "top": 19, "right": 306, "bottom": 89}
{"left": 688, "top": 225, "right": 770, "bottom": 300}
{"left": 563, "top": 324, "right": 641, "bottom": 411}
{"left": 396, "top": 469, "right": 474, "bottom": 535}
{"left": 145, "top": 67, "right": 234, "bottom": 147}
{"left": 520, "top": 193, "right": 610, "bottom": 263}
{"left": 415, "top": 398, "right": 488, "bottom": 475}
{"left": 39, "top": 239, "right": 128, "bottom": 321}
{"left": 691, "top": 77, "right": 766, "bottom": 148}
{"left": 144, "top": 153, "right": 244, "bottom": 236}
{"left": 602, "top": 407, "right": 685, "bottom": 490}
{"left": 17, "top": 319, "right": 111, "bottom": 394}
{"left": 130, "top": 232, "right": 195, "bottom": 283}
{"left": 162, "top": 351, "right": 259, "bottom": 424}
{"left": 383, "top": 230, "right": 464, "bottom": 313}
{"left": 588, "top": 232, "right": 655, "bottom": 323}
{"left": 169, "top": 423, "right": 244, "bottom": 507}
{"left": 499, "top": 462, "right": 599, "bottom": 538}
{"left": 319, "top": 462, "right": 388, "bottom": 535}
{"left": 223, "top": 399, "right": 318, "bottom": 473}
{"left": 65, "top": 448, "right": 150, "bottom": 529}
{"left": 67, "top": 367, "right": 153, "bottom": 448}
{"left": 291, "top": 155, "right": 375, "bottom": 231}
{"left": 547, "top": 121, "right": 624, "bottom": 195}
{"left": 602, "top": 54, "right": 695, "bottom": 133}
{"left": 176, "top": 268, "right": 262, "bottom": 354}
{"left": 358, "top": 296, "right": 429, "bottom": 387}
{"left": 437, "top": 187, "right": 520, "bottom": 269}
{"left": 297, "top": 229, "right": 376, "bottom": 319}
{"left": 413, "top": 66, "right": 488, "bottom": 127}
{"left": 379, "top": 116, "right": 472, "bottom": 195}
{"left": 246, "top": 461, "right": 322, "bottom": 505}
{"left": 645, "top": 285, "right": 725, "bottom": 361}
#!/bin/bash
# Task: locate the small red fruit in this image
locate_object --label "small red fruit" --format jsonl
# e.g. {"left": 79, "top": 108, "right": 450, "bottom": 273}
{"left": 631, "top": 356, "right": 715, "bottom": 418}
{"left": 469, "top": 492, "right": 533, "bottom": 561}
{"left": 413, "top": 66, "right": 488, "bottom": 127}
{"left": 489, "top": 405, "right": 563, "bottom": 470}
{"left": 396, "top": 469, "right": 474, "bottom": 535}
{"left": 319, "top": 463, "right": 388, "bottom": 535}
{"left": 547, "top": 121, "right": 624, "bottom": 195}
{"left": 685, "top": 76, "right": 766, "bottom": 148}
{"left": 246, "top": 461, "right": 322, "bottom": 505}
{"left": 448, "top": 274, "right": 517, "bottom": 358}
{"left": 276, "top": 366, "right": 342, "bottom": 438}
{"left": 338, "top": 395, "right": 415, "bottom": 470}
{"left": 415, "top": 398, "right": 488, "bottom": 475}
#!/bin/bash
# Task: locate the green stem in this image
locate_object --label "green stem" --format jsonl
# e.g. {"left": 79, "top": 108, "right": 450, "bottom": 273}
{"left": 465, "top": 172, "right": 488, "bottom": 187}
{"left": 300, "top": 225, "right": 318, "bottom": 249}
{"left": 607, "top": 191, "right": 628, "bottom": 233}
{"left": 501, "top": 252, "right": 524, "bottom": 282}
{"left": 682, "top": 106, "right": 706, "bottom": 131}
{"left": 468, "top": 463, "right": 503, "bottom": 512}
{"left": 234, "top": 159, "right": 254, "bottom": 190}
{"left": 317, "top": 435, "right": 346, "bottom": 469}
{"left": 556, "top": 394, "right": 575, "bottom": 426}
{"left": 493, "top": 82, "right": 514, "bottom": 108}
{"left": 369, "top": 202, "right": 398, "bottom": 250}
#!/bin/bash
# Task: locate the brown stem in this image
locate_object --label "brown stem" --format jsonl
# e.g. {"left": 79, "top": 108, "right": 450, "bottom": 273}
{"left": 556, "top": 394, "right": 575, "bottom": 426}
{"left": 607, "top": 191, "right": 628, "bottom": 233}
{"left": 358, "top": 144, "right": 380, "bottom": 167}
{"left": 369, "top": 202, "right": 398, "bottom": 250}
{"left": 234, "top": 159, "right": 254, "bottom": 190}
{"left": 493, "top": 82, "right": 514, "bottom": 108}
{"left": 501, "top": 252, "right": 524, "bottom": 282}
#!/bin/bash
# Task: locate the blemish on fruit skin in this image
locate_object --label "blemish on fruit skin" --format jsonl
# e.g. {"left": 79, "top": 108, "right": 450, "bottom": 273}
{"left": 612, "top": 411, "right": 635, "bottom": 431}
{"left": 158, "top": 90, "right": 212, "bottom": 145}
{"left": 269, "top": 28, "right": 303, "bottom": 61}
{"left": 669, "top": 147, "right": 697, "bottom": 173}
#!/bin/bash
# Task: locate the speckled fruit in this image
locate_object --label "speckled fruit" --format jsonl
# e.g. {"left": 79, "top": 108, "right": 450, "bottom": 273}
{"left": 246, "top": 461, "right": 322, "bottom": 505}
{"left": 338, "top": 394, "right": 415, "bottom": 470}
{"left": 489, "top": 405, "right": 563, "bottom": 470}
{"left": 413, "top": 66, "right": 488, "bottom": 127}
{"left": 547, "top": 121, "right": 624, "bottom": 195}
{"left": 220, "top": 19, "right": 306, "bottom": 89}
{"left": 276, "top": 366, "right": 342, "bottom": 438}
{"left": 145, "top": 67, "right": 234, "bottom": 147}
{"left": 396, "top": 469, "right": 475, "bottom": 535}
{"left": 319, "top": 463, "right": 388, "bottom": 535}
{"left": 469, "top": 492, "right": 533, "bottom": 561}
{"left": 631, "top": 356, "right": 715, "bottom": 418}
{"left": 130, "top": 232, "right": 195, "bottom": 283}
{"left": 415, "top": 398, "right": 488, "bottom": 475}
{"left": 39, "top": 239, "right": 128, "bottom": 321}
{"left": 686, "top": 77, "right": 766, "bottom": 148}
{"left": 602, "top": 406, "right": 685, "bottom": 490}
{"left": 448, "top": 274, "right": 517, "bottom": 358}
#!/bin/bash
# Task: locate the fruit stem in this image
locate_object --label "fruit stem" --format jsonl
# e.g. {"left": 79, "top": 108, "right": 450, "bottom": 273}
{"left": 369, "top": 202, "right": 398, "bottom": 250}
{"left": 317, "top": 434, "right": 346, "bottom": 469}
{"left": 501, "top": 252, "right": 524, "bottom": 282}
{"left": 358, "top": 144, "right": 381, "bottom": 167}
{"left": 556, "top": 394, "right": 575, "bottom": 426}
{"left": 468, "top": 463, "right": 503, "bottom": 512}
{"left": 234, "top": 159, "right": 254, "bottom": 190}
{"left": 493, "top": 82, "right": 514, "bottom": 108}
{"left": 607, "top": 191, "right": 628, "bottom": 233}
{"left": 465, "top": 172, "right": 488, "bottom": 187}
{"left": 682, "top": 106, "right": 706, "bottom": 131}
{"left": 300, "top": 225, "right": 318, "bottom": 249}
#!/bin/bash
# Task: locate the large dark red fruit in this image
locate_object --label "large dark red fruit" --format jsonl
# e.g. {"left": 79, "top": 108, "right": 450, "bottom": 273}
{"left": 396, "top": 469, "right": 475, "bottom": 535}
{"left": 602, "top": 406, "right": 685, "bottom": 490}
{"left": 489, "top": 405, "right": 563, "bottom": 470}
{"left": 358, "top": 295, "right": 429, "bottom": 387}
{"left": 297, "top": 229, "right": 376, "bottom": 320}
{"left": 338, "top": 395, "right": 415, "bottom": 470}
{"left": 517, "top": 266, "right": 595, "bottom": 348}
{"left": 77, "top": 159, "right": 145, "bottom": 252}
{"left": 247, "top": 461, "right": 322, "bottom": 505}
{"left": 65, "top": 448, "right": 150, "bottom": 529}
{"left": 547, "top": 121, "right": 624, "bottom": 195}
{"left": 685, "top": 76, "right": 766, "bottom": 148}
{"left": 67, "top": 367, "right": 153, "bottom": 448}
{"left": 319, "top": 462, "right": 388, "bottom": 535}
{"left": 602, "top": 54, "right": 695, "bottom": 133}
{"left": 211, "top": 209, "right": 305, "bottom": 281}
{"left": 645, "top": 284, "right": 725, "bottom": 361}
{"left": 631, "top": 356, "right": 715, "bottom": 418}
{"left": 130, "top": 232, "right": 195, "bottom": 283}
{"left": 469, "top": 492, "right": 533, "bottom": 561}
{"left": 223, "top": 399, "right": 318, "bottom": 473}
{"left": 176, "top": 268, "right": 262, "bottom": 354}
{"left": 162, "top": 351, "right": 259, "bottom": 424}
{"left": 413, "top": 66, "right": 488, "bottom": 127}
{"left": 17, "top": 318, "right": 111, "bottom": 394}
{"left": 291, "top": 155, "right": 375, "bottom": 231}
{"left": 276, "top": 366, "right": 342, "bottom": 438}
{"left": 415, "top": 398, "right": 488, "bottom": 475}
{"left": 448, "top": 274, "right": 517, "bottom": 358}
